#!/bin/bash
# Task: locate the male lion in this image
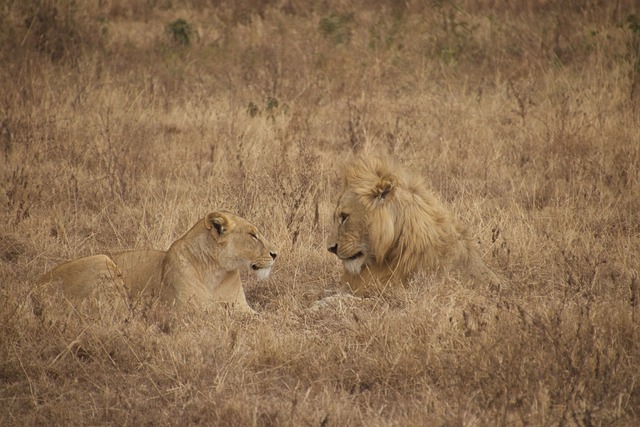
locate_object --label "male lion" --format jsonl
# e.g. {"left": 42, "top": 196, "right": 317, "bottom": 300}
{"left": 37, "top": 254, "right": 125, "bottom": 299}
{"left": 327, "top": 157, "right": 500, "bottom": 296}
{"left": 111, "top": 211, "right": 278, "bottom": 312}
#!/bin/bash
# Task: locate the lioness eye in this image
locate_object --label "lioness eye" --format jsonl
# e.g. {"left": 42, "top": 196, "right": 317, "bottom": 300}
{"left": 338, "top": 213, "right": 348, "bottom": 225}
{"left": 249, "top": 232, "right": 258, "bottom": 240}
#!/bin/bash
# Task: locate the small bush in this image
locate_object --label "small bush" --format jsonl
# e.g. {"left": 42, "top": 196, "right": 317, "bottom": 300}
{"left": 166, "top": 18, "right": 197, "bottom": 47}
{"left": 14, "top": 0, "right": 105, "bottom": 61}
{"left": 319, "top": 13, "right": 354, "bottom": 45}
{"left": 627, "top": 14, "right": 640, "bottom": 108}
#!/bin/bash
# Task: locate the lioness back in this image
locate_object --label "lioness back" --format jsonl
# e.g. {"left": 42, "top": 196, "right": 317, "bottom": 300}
{"left": 37, "top": 254, "right": 124, "bottom": 299}
{"left": 110, "top": 250, "right": 165, "bottom": 298}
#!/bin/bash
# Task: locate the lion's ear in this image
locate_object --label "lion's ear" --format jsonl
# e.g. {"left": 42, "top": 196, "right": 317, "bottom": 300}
{"left": 205, "top": 212, "right": 233, "bottom": 235}
{"left": 372, "top": 176, "right": 395, "bottom": 201}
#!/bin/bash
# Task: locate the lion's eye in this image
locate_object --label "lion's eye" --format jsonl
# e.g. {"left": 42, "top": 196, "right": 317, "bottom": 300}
{"left": 338, "top": 213, "right": 349, "bottom": 225}
{"left": 249, "top": 232, "right": 258, "bottom": 240}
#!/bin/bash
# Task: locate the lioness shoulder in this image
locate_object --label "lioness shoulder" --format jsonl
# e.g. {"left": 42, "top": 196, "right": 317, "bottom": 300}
{"left": 109, "top": 250, "right": 165, "bottom": 299}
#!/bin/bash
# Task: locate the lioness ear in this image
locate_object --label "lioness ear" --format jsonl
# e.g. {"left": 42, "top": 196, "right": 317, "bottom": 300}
{"left": 372, "top": 176, "right": 395, "bottom": 201}
{"left": 205, "top": 212, "right": 233, "bottom": 235}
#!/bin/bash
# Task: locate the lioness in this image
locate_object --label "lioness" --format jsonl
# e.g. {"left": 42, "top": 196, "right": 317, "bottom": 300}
{"left": 327, "top": 157, "right": 500, "bottom": 295}
{"left": 38, "top": 211, "right": 277, "bottom": 313}
{"left": 112, "top": 211, "right": 277, "bottom": 311}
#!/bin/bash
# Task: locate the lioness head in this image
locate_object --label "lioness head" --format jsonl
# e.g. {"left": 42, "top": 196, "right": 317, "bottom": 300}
{"left": 205, "top": 211, "right": 277, "bottom": 279}
{"left": 327, "top": 158, "right": 398, "bottom": 276}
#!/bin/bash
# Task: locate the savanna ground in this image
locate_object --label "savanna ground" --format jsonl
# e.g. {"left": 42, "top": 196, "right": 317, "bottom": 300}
{"left": 1, "top": 0, "right": 639, "bottom": 425}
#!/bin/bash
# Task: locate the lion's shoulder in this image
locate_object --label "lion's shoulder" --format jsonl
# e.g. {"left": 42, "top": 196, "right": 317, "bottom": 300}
{"left": 110, "top": 250, "right": 165, "bottom": 298}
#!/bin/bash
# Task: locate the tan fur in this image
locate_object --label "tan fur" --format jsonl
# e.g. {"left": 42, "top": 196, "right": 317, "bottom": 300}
{"left": 327, "top": 157, "right": 500, "bottom": 296}
{"left": 109, "top": 250, "right": 165, "bottom": 299}
{"left": 37, "top": 212, "right": 277, "bottom": 313}
{"left": 37, "top": 254, "right": 125, "bottom": 299}
{"left": 112, "top": 211, "right": 277, "bottom": 312}
{"left": 158, "top": 211, "right": 277, "bottom": 311}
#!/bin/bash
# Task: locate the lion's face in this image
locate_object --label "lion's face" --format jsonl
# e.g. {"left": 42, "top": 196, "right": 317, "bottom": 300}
{"left": 327, "top": 159, "right": 398, "bottom": 276}
{"left": 205, "top": 212, "right": 277, "bottom": 280}
{"left": 327, "top": 190, "right": 375, "bottom": 275}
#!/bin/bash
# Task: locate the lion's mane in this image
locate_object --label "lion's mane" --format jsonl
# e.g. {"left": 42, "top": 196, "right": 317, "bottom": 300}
{"left": 329, "top": 157, "right": 499, "bottom": 294}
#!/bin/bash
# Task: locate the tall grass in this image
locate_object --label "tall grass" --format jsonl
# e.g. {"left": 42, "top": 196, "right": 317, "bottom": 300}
{"left": 1, "top": 0, "right": 639, "bottom": 425}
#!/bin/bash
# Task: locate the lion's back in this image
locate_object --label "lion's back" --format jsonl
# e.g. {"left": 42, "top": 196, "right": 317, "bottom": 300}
{"left": 37, "top": 254, "right": 124, "bottom": 298}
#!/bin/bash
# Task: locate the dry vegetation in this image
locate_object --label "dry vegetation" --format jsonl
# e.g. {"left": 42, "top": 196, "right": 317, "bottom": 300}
{"left": 1, "top": 0, "right": 639, "bottom": 425}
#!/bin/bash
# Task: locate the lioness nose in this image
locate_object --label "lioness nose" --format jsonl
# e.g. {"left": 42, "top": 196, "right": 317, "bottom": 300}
{"left": 270, "top": 251, "right": 277, "bottom": 260}
{"left": 328, "top": 244, "right": 338, "bottom": 254}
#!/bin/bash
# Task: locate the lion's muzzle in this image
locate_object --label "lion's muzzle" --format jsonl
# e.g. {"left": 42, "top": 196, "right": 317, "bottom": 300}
{"left": 328, "top": 244, "right": 363, "bottom": 261}
{"left": 250, "top": 251, "right": 276, "bottom": 280}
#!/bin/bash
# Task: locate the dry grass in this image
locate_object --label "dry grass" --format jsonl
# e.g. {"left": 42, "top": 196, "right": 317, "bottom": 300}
{"left": 1, "top": 0, "right": 639, "bottom": 425}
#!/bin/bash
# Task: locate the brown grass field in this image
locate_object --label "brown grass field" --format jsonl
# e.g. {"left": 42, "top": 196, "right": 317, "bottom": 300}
{"left": 1, "top": 0, "right": 639, "bottom": 425}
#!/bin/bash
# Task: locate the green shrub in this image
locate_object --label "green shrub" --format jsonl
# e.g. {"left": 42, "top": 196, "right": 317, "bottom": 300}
{"left": 319, "top": 13, "right": 354, "bottom": 45}
{"left": 166, "top": 18, "right": 196, "bottom": 46}
{"left": 11, "top": 0, "right": 105, "bottom": 61}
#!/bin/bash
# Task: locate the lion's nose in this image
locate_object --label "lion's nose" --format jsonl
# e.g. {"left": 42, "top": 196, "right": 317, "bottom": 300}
{"left": 328, "top": 244, "right": 338, "bottom": 254}
{"left": 270, "top": 251, "right": 278, "bottom": 260}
